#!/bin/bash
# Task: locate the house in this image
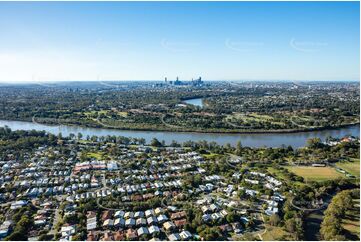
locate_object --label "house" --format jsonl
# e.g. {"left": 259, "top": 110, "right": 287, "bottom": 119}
{"left": 148, "top": 225, "right": 160, "bottom": 235}
{"left": 145, "top": 209, "right": 155, "bottom": 217}
{"left": 219, "top": 224, "right": 233, "bottom": 233}
{"left": 201, "top": 205, "right": 210, "bottom": 213}
{"left": 179, "top": 230, "right": 192, "bottom": 240}
{"left": 10, "top": 200, "right": 28, "bottom": 210}
{"left": 168, "top": 233, "right": 181, "bottom": 241}
{"left": 134, "top": 211, "right": 145, "bottom": 218}
{"left": 154, "top": 207, "right": 164, "bottom": 215}
{"left": 0, "top": 220, "right": 12, "bottom": 238}
{"left": 231, "top": 222, "right": 242, "bottom": 234}
{"left": 245, "top": 178, "right": 259, "bottom": 185}
{"left": 163, "top": 221, "right": 176, "bottom": 231}
{"left": 167, "top": 206, "right": 178, "bottom": 212}
{"left": 240, "top": 216, "right": 249, "bottom": 224}
{"left": 170, "top": 211, "right": 186, "bottom": 220}
{"left": 87, "top": 231, "right": 99, "bottom": 241}
{"left": 102, "top": 211, "right": 112, "bottom": 221}
{"left": 103, "top": 219, "right": 114, "bottom": 228}
{"left": 137, "top": 227, "right": 149, "bottom": 237}
{"left": 87, "top": 217, "right": 97, "bottom": 231}
{"left": 125, "top": 218, "right": 136, "bottom": 228}
{"left": 125, "top": 228, "right": 137, "bottom": 240}
{"left": 87, "top": 211, "right": 97, "bottom": 218}
{"left": 202, "top": 214, "right": 211, "bottom": 222}
{"left": 113, "top": 231, "right": 125, "bottom": 241}
{"left": 220, "top": 210, "right": 228, "bottom": 217}
{"left": 232, "top": 172, "right": 242, "bottom": 180}
{"left": 174, "top": 219, "right": 187, "bottom": 228}
{"left": 156, "top": 214, "right": 168, "bottom": 224}
{"left": 102, "top": 231, "right": 114, "bottom": 241}
{"left": 265, "top": 207, "right": 279, "bottom": 216}
{"left": 107, "top": 161, "right": 118, "bottom": 170}
{"left": 87, "top": 212, "right": 97, "bottom": 231}
{"left": 34, "top": 219, "right": 47, "bottom": 226}
{"left": 114, "top": 218, "right": 125, "bottom": 228}
{"left": 114, "top": 210, "right": 125, "bottom": 218}
{"left": 124, "top": 211, "right": 134, "bottom": 219}
{"left": 61, "top": 225, "right": 76, "bottom": 238}
{"left": 136, "top": 218, "right": 147, "bottom": 227}
{"left": 147, "top": 216, "right": 158, "bottom": 225}
{"left": 245, "top": 189, "right": 259, "bottom": 197}
{"left": 209, "top": 204, "right": 218, "bottom": 212}
{"left": 211, "top": 213, "right": 221, "bottom": 220}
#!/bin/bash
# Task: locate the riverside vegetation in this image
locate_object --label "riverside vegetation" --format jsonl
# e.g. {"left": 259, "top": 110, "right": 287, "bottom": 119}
{"left": 0, "top": 81, "right": 359, "bottom": 133}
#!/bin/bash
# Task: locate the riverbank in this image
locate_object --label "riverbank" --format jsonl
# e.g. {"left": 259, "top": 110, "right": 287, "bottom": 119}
{"left": 8, "top": 116, "right": 360, "bottom": 135}
{"left": 0, "top": 119, "right": 359, "bottom": 148}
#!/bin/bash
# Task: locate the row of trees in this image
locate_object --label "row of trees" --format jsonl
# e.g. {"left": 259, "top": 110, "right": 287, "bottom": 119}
{"left": 320, "top": 189, "right": 358, "bottom": 240}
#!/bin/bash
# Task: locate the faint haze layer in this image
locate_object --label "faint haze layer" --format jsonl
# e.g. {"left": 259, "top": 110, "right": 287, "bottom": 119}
{"left": 0, "top": 1, "right": 359, "bottom": 82}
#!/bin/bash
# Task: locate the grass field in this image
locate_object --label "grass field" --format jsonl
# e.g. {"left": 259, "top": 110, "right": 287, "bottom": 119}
{"left": 336, "top": 159, "right": 360, "bottom": 177}
{"left": 117, "top": 111, "right": 128, "bottom": 117}
{"left": 286, "top": 166, "right": 343, "bottom": 181}
{"left": 262, "top": 225, "right": 293, "bottom": 241}
{"left": 86, "top": 152, "right": 105, "bottom": 159}
{"left": 267, "top": 167, "right": 289, "bottom": 181}
{"left": 203, "top": 153, "right": 225, "bottom": 160}
{"left": 230, "top": 112, "right": 286, "bottom": 126}
{"left": 342, "top": 198, "right": 360, "bottom": 240}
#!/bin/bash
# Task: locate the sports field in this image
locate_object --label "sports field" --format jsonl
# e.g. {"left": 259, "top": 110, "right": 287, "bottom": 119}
{"left": 286, "top": 166, "right": 343, "bottom": 181}
{"left": 336, "top": 159, "right": 360, "bottom": 177}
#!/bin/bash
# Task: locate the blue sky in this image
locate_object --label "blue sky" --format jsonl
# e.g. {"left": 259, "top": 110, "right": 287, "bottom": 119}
{"left": 0, "top": 1, "right": 359, "bottom": 82}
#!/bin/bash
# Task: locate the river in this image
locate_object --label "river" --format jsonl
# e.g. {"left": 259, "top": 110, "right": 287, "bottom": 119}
{"left": 183, "top": 98, "right": 204, "bottom": 107}
{"left": 0, "top": 120, "right": 359, "bottom": 148}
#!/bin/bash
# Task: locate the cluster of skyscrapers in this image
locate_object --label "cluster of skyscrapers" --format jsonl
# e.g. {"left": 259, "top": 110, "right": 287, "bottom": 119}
{"left": 164, "top": 77, "right": 203, "bottom": 87}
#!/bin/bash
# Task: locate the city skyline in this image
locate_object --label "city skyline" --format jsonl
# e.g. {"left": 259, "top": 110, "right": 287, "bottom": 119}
{"left": 0, "top": 1, "right": 359, "bottom": 82}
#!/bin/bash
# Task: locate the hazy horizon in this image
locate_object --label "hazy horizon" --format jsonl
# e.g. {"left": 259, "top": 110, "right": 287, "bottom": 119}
{"left": 0, "top": 79, "right": 359, "bottom": 85}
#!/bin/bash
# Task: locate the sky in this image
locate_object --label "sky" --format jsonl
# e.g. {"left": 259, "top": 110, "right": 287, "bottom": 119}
{"left": 0, "top": 1, "right": 359, "bottom": 82}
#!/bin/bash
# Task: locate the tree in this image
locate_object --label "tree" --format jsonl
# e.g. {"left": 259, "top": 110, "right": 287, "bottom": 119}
{"left": 150, "top": 138, "right": 162, "bottom": 147}
{"left": 69, "top": 133, "right": 75, "bottom": 140}
{"left": 199, "top": 227, "right": 222, "bottom": 241}
{"left": 246, "top": 217, "right": 255, "bottom": 228}
{"left": 306, "top": 138, "right": 322, "bottom": 148}
{"left": 235, "top": 140, "right": 243, "bottom": 155}
{"left": 77, "top": 132, "right": 83, "bottom": 140}
{"left": 238, "top": 189, "right": 246, "bottom": 198}
{"left": 38, "top": 234, "right": 53, "bottom": 241}
{"left": 320, "top": 189, "right": 356, "bottom": 240}
{"left": 16, "top": 215, "right": 33, "bottom": 231}
{"left": 285, "top": 218, "right": 297, "bottom": 233}
{"left": 139, "top": 138, "right": 146, "bottom": 145}
{"left": 4, "top": 231, "right": 27, "bottom": 241}
{"left": 170, "top": 140, "right": 181, "bottom": 147}
{"left": 226, "top": 212, "right": 238, "bottom": 223}
{"left": 193, "top": 174, "right": 202, "bottom": 186}
{"left": 269, "top": 214, "right": 281, "bottom": 226}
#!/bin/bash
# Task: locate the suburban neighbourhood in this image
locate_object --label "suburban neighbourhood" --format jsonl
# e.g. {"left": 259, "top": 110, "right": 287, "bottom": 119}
{"left": 0, "top": 127, "right": 359, "bottom": 241}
